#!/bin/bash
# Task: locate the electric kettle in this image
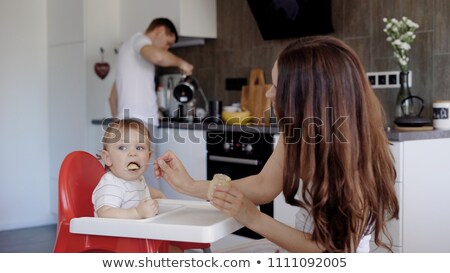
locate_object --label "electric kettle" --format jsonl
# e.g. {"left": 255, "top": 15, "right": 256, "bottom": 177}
{"left": 173, "top": 75, "right": 209, "bottom": 114}
{"left": 173, "top": 75, "right": 197, "bottom": 103}
{"left": 394, "top": 95, "right": 432, "bottom": 127}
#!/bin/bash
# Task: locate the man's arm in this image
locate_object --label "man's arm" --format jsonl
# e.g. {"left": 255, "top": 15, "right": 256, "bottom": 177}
{"left": 109, "top": 82, "right": 118, "bottom": 117}
{"left": 140, "top": 45, "right": 193, "bottom": 75}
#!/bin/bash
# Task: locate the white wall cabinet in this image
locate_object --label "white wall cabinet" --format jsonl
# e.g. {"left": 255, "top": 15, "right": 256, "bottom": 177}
{"left": 48, "top": 0, "right": 120, "bottom": 214}
{"left": 157, "top": 128, "right": 207, "bottom": 200}
{"left": 47, "top": 0, "right": 84, "bottom": 46}
{"left": 119, "top": 0, "right": 217, "bottom": 46}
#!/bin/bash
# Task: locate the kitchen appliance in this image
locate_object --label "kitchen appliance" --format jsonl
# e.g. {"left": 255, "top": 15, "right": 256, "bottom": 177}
{"left": 174, "top": 75, "right": 209, "bottom": 120}
{"left": 394, "top": 95, "right": 431, "bottom": 127}
{"left": 247, "top": 0, "right": 334, "bottom": 40}
{"left": 159, "top": 74, "right": 209, "bottom": 121}
{"left": 208, "top": 100, "right": 222, "bottom": 123}
{"left": 173, "top": 75, "right": 196, "bottom": 103}
{"left": 158, "top": 73, "right": 184, "bottom": 118}
{"left": 207, "top": 130, "right": 275, "bottom": 239}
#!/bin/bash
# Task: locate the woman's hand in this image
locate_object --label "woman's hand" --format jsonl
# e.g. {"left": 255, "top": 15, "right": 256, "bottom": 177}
{"left": 136, "top": 198, "right": 159, "bottom": 218}
{"left": 154, "top": 150, "right": 195, "bottom": 195}
{"left": 210, "top": 185, "right": 262, "bottom": 227}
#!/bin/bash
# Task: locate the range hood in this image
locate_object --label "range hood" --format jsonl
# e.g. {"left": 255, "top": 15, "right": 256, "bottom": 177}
{"left": 171, "top": 37, "right": 206, "bottom": 48}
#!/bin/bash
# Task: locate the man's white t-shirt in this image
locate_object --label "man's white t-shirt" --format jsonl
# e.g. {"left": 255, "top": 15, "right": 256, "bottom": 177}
{"left": 116, "top": 32, "right": 159, "bottom": 126}
{"left": 92, "top": 172, "right": 151, "bottom": 217}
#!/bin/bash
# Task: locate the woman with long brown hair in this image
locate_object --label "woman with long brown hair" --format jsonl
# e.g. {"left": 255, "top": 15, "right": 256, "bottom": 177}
{"left": 154, "top": 36, "right": 399, "bottom": 252}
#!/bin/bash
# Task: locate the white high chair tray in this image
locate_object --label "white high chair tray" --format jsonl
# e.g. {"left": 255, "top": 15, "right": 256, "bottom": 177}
{"left": 70, "top": 199, "right": 243, "bottom": 243}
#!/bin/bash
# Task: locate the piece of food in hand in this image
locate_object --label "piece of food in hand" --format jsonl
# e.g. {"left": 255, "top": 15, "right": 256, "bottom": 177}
{"left": 207, "top": 173, "right": 231, "bottom": 200}
{"left": 127, "top": 162, "right": 140, "bottom": 170}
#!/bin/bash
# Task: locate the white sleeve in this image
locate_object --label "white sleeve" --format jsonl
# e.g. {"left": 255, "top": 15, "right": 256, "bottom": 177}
{"left": 132, "top": 33, "right": 151, "bottom": 53}
{"left": 92, "top": 173, "right": 125, "bottom": 212}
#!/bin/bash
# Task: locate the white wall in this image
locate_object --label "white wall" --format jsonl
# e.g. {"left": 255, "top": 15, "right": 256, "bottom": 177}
{"left": 86, "top": 0, "right": 120, "bottom": 156}
{"left": 0, "top": 0, "right": 54, "bottom": 230}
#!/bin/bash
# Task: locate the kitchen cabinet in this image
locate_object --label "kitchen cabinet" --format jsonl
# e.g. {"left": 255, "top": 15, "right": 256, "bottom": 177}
{"left": 119, "top": 0, "right": 217, "bottom": 46}
{"left": 372, "top": 138, "right": 450, "bottom": 253}
{"left": 47, "top": 0, "right": 84, "bottom": 46}
{"left": 157, "top": 127, "right": 207, "bottom": 200}
{"left": 48, "top": 0, "right": 119, "bottom": 214}
{"left": 48, "top": 0, "right": 88, "bottom": 215}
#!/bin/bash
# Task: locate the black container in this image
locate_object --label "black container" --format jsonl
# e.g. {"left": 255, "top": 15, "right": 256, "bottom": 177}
{"left": 208, "top": 100, "right": 222, "bottom": 123}
{"left": 173, "top": 76, "right": 196, "bottom": 103}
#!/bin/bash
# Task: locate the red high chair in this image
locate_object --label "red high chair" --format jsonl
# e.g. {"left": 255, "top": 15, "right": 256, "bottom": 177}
{"left": 53, "top": 151, "right": 210, "bottom": 253}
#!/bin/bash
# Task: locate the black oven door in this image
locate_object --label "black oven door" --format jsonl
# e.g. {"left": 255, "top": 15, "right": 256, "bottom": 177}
{"left": 207, "top": 155, "right": 264, "bottom": 179}
{"left": 207, "top": 154, "right": 273, "bottom": 239}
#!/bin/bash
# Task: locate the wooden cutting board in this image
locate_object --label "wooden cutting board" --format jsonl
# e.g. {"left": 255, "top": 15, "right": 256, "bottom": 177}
{"left": 240, "top": 68, "right": 272, "bottom": 125}
{"left": 394, "top": 125, "right": 434, "bottom": 132}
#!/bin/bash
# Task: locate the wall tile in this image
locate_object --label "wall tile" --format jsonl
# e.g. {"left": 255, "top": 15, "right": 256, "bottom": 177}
{"left": 433, "top": 54, "right": 450, "bottom": 101}
{"left": 344, "top": 37, "right": 372, "bottom": 69}
{"left": 409, "top": 32, "right": 433, "bottom": 118}
{"left": 373, "top": 89, "right": 398, "bottom": 127}
{"left": 402, "top": 0, "right": 434, "bottom": 31}
{"left": 435, "top": 0, "right": 450, "bottom": 53}
{"left": 342, "top": 0, "right": 371, "bottom": 38}
{"left": 373, "top": 0, "right": 402, "bottom": 59}
{"left": 332, "top": 0, "right": 345, "bottom": 37}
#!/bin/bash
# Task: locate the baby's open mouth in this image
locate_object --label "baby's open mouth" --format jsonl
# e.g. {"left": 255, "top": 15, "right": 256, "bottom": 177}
{"left": 127, "top": 162, "right": 141, "bottom": 171}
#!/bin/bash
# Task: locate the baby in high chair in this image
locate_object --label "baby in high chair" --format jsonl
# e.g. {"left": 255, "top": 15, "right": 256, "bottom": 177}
{"left": 92, "top": 118, "right": 164, "bottom": 219}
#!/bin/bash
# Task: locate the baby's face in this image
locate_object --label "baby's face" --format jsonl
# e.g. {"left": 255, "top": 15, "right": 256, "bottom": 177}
{"left": 102, "top": 127, "right": 151, "bottom": 181}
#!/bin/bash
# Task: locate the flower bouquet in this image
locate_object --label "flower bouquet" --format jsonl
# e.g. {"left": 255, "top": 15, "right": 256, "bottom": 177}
{"left": 383, "top": 16, "right": 419, "bottom": 72}
{"left": 383, "top": 17, "right": 420, "bottom": 120}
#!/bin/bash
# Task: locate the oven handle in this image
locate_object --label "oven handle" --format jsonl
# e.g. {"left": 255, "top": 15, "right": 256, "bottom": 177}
{"left": 209, "top": 155, "right": 262, "bottom": 166}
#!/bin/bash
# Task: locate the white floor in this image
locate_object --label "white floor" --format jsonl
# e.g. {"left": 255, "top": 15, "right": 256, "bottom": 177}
{"left": 211, "top": 234, "right": 279, "bottom": 253}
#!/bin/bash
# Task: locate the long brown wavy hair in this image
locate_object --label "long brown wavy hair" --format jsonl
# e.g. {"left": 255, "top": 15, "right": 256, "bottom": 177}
{"left": 275, "top": 36, "right": 399, "bottom": 252}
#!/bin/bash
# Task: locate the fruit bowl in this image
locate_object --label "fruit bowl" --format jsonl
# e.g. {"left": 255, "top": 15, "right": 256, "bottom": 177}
{"left": 221, "top": 110, "right": 252, "bottom": 125}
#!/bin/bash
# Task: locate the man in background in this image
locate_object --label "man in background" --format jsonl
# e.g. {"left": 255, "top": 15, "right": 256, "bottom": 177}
{"left": 109, "top": 17, "right": 193, "bottom": 126}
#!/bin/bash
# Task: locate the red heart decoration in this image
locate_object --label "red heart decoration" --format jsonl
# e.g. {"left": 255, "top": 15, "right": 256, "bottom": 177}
{"left": 94, "top": 62, "right": 110, "bottom": 80}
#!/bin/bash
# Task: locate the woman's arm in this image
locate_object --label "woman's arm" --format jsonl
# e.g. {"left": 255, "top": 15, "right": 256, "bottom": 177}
{"left": 211, "top": 184, "right": 323, "bottom": 252}
{"left": 154, "top": 135, "right": 286, "bottom": 204}
{"left": 231, "top": 135, "right": 285, "bottom": 204}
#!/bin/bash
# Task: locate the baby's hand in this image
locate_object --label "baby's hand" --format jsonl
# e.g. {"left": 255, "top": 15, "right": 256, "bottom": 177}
{"left": 136, "top": 198, "right": 159, "bottom": 218}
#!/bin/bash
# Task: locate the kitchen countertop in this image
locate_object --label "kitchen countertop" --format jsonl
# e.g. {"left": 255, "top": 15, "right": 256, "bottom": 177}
{"left": 92, "top": 119, "right": 450, "bottom": 141}
{"left": 386, "top": 127, "right": 450, "bottom": 141}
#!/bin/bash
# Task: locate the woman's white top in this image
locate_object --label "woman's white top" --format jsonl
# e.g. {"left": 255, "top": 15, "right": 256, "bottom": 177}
{"left": 91, "top": 172, "right": 151, "bottom": 216}
{"left": 295, "top": 203, "right": 371, "bottom": 253}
